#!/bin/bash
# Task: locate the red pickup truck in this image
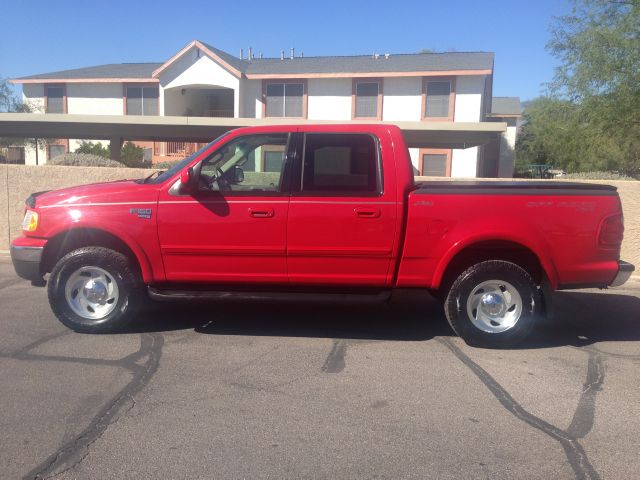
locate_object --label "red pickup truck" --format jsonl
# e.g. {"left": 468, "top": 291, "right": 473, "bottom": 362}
{"left": 11, "top": 124, "right": 634, "bottom": 347}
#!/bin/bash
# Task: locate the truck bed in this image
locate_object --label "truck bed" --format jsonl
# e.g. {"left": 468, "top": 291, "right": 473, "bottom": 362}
{"left": 413, "top": 181, "right": 617, "bottom": 196}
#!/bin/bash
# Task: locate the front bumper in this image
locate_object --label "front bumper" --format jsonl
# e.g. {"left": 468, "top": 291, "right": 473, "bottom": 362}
{"left": 610, "top": 260, "right": 635, "bottom": 287}
{"left": 10, "top": 245, "right": 44, "bottom": 284}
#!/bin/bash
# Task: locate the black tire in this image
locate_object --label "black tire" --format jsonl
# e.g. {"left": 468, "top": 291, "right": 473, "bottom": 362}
{"left": 444, "top": 260, "right": 541, "bottom": 348}
{"left": 47, "top": 247, "right": 142, "bottom": 333}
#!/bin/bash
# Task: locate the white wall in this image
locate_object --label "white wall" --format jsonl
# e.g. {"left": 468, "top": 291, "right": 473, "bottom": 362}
{"left": 22, "top": 84, "right": 45, "bottom": 113}
{"left": 408, "top": 148, "right": 420, "bottom": 174}
{"left": 454, "top": 76, "right": 485, "bottom": 122}
{"left": 307, "top": 79, "right": 352, "bottom": 120}
{"left": 451, "top": 147, "right": 479, "bottom": 177}
{"left": 449, "top": 76, "right": 486, "bottom": 176}
{"left": 21, "top": 85, "right": 46, "bottom": 165}
{"left": 382, "top": 77, "right": 422, "bottom": 121}
{"left": 66, "top": 83, "right": 123, "bottom": 115}
{"left": 240, "top": 79, "right": 262, "bottom": 118}
{"left": 159, "top": 47, "right": 240, "bottom": 117}
{"left": 498, "top": 120, "right": 517, "bottom": 178}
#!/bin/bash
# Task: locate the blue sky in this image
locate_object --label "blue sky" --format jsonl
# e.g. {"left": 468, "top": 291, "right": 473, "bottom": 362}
{"left": 1, "top": 0, "right": 572, "bottom": 101}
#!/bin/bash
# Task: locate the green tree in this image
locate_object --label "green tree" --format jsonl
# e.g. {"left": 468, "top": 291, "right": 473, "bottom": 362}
{"left": 0, "top": 77, "right": 13, "bottom": 112}
{"left": 516, "top": 97, "right": 626, "bottom": 173}
{"left": 546, "top": 0, "right": 639, "bottom": 174}
{"left": 75, "top": 141, "right": 110, "bottom": 158}
{"left": 74, "top": 141, "right": 148, "bottom": 168}
{"left": 119, "top": 141, "right": 147, "bottom": 168}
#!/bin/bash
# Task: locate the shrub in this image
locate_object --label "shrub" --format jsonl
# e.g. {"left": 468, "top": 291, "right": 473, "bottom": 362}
{"left": 120, "top": 141, "right": 148, "bottom": 168}
{"left": 47, "top": 153, "right": 124, "bottom": 168}
{"left": 75, "top": 141, "right": 110, "bottom": 158}
{"left": 153, "top": 159, "right": 181, "bottom": 169}
{"left": 563, "top": 171, "right": 637, "bottom": 181}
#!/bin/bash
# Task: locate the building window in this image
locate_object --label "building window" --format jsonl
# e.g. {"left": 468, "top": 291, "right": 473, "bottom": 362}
{"left": 263, "top": 148, "right": 286, "bottom": 172}
{"left": 301, "top": 133, "right": 380, "bottom": 194}
{"left": 0, "top": 147, "right": 26, "bottom": 164}
{"left": 264, "top": 82, "right": 305, "bottom": 118}
{"left": 125, "top": 86, "right": 159, "bottom": 115}
{"left": 423, "top": 78, "right": 454, "bottom": 120}
{"left": 353, "top": 80, "right": 381, "bottom": 119}
{"left": 419, "top": 149, "right": 451, "bottom": 176}
{"left": 45, "top": 85, "right": 65, "bottom": 113}
{"left": 48, "top": 144, "right": 66, "bottom": 161}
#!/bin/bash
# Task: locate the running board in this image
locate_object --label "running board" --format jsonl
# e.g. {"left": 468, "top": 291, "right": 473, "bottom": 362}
{"left": 147, "top": 286, "right": 391, "bottom": 304}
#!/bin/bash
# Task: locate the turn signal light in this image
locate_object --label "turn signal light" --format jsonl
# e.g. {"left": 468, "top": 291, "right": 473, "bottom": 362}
{"left": 22, "top": 210, "right": 39, "bottom": 232}
{"left": 598, "top": 214, "right": 624, "bottom": 247}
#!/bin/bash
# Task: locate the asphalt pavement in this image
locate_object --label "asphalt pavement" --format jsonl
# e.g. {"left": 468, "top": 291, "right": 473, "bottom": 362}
{"left": 1, "top": 254, "right": 639, "bottom": 480}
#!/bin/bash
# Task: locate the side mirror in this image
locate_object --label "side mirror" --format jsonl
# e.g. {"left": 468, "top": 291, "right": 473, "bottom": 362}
{"left": 180, "top": 167, "right": 196, "bottom": 193}
{"left": 233, "top": 166, "right": 244, "bottom": 184}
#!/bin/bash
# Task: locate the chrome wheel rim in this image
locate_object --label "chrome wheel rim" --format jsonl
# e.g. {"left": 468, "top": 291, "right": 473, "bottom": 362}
{"left": 466, "top": 280, "right": 523, "bottom": 333}
{"left": 64, "top": 266, "right": 119, "bottom": 321}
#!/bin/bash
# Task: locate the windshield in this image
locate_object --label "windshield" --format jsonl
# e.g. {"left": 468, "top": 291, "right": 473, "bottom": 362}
{"left": 144, "top": 132, "right": 230, "bottom": 185}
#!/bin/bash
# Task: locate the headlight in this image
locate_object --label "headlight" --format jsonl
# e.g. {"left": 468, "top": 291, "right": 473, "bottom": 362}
{"left": 22, "top": 210, "right": 39, "bottom": 232}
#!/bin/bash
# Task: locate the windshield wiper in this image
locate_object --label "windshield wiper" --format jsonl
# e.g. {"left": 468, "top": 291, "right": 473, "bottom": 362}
{"left": 143, "top": 170, "right": 165, "bottom": 183}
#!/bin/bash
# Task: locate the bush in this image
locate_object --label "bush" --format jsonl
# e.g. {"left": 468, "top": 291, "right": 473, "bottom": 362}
{"left": 73, "top": 141, "right": 150, "bottom": 168}
{"left": 153, "top": 159, "right": 181, "bottom": 169}
{"left": 562, "top": 171, "right": 637, "bottom": 181}
{"left": 75, "top": 141, "right": 110, "bottom": 158}
{"left": 120, "top": 141, "right": 148, "bottom": 168}
{"left": 47, "top": 153, "right": 124, "bottom": 168}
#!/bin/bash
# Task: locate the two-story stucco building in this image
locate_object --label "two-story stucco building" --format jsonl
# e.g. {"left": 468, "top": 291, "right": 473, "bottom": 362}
{"left": 10, "top": 40, "right": 521, "bottom": 177}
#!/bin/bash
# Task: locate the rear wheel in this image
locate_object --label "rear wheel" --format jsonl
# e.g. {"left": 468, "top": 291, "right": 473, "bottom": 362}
{"left": 444, "top": 260, "right": 540, "bottom": 348}
{"left": 47, "top": 247, "right": 142, "bottom": 333}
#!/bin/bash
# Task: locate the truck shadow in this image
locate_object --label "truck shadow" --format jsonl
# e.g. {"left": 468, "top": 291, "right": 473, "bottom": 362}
{"left": 124, "top": 290, "right": 640, "bottom": 349}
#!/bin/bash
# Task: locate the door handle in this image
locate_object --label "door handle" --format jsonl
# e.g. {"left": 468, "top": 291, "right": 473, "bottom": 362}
{"left": 248, "top": 207, "right": 274, "bottom": 218}
{"left": 354, "top": 208, "right": 381, "bottom": 218}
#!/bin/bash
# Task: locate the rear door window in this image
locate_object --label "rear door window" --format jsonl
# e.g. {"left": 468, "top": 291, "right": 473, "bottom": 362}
{"left": 301, "top": 133, "right": 380, "bottom": 194}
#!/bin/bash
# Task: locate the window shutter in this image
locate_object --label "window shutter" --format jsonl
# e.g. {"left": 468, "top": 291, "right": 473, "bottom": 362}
{"left": 425, "top": 81, "right": 451, "bottom": 118}
{"left": 46, "top": 87, "right": 64, "bottom": 114}
{"left": 284, "top": 83, "right": 303, "bottom": 117}
{"left": 143, "top": 87, "right": 159, "bottom": 116}
{"left": 355, "top": 82, "right": 378, "bottom": 118}
{"left": 422, "top": 154, "right": 448, "bottom": 176}
{"left": 266, "top": 84, "right": 284, "bottom": 117}
{"left": 126, "top": 87, "right": 143, "bottom": 115}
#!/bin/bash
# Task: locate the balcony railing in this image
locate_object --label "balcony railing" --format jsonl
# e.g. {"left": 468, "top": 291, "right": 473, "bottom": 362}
{"left": 203, "top": 109, "right": 234, "bottom": 118}
{"left": 153, "top": 141, "right": 208, "bottom": 159}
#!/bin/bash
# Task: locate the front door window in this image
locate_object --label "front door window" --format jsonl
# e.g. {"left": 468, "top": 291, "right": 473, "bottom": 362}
{"left": 199, "top": 134, "right": 289, "bottom": 194}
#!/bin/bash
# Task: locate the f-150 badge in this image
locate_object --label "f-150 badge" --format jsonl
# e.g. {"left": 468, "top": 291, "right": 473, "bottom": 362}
{"left": 130, "top": 208, "right": 152, "bottom": 219}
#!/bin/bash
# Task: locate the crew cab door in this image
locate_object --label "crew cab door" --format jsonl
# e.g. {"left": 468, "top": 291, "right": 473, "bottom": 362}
{"left": 286, "top": 130, "right": 398, "bottom": 286}
{"left": 157, "top": 132, "right": 294, "bottom": 284}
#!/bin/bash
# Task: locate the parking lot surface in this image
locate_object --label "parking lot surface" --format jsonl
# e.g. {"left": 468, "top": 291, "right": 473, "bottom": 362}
{"left": 1, "top": 255, "right": 639, "bottom": 480}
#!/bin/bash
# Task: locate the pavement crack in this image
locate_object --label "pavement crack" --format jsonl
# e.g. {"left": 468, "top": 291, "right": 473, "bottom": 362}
{"left": 321, "top": 339, "right": 348, "bottom": 373}
{"left": 23, "top": 333, "right": 164, "bottom": 480}
{"left": 11, "top": 330, "right": 71, "bottom": 357}
{"left": 566, "top": 351, "right": 604, "bottom": 439}
{"left": 438, "top": 337, "right": 602, "bottom": 480}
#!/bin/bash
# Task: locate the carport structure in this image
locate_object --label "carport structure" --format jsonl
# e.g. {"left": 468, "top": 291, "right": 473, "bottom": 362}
{"left": 0, "top": 113, "right": 505, "bottom": 162}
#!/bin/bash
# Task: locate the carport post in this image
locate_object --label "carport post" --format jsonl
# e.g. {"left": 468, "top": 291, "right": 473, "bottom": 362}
{"left": 110, "top": 136, "right": 123, "bottom": 161}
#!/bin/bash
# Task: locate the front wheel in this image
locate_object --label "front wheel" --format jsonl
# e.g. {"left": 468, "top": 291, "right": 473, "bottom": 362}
{"left": 444, "top": 260, "right": 541, "bottom": 348}
{"left": 47, "top": 247, "right": 142, "bottom": 333}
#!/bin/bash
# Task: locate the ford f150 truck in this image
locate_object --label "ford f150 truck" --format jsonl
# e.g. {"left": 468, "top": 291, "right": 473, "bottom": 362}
{"left": 10, "top": 124, "right": 634, "bottom": 347}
